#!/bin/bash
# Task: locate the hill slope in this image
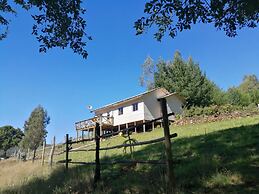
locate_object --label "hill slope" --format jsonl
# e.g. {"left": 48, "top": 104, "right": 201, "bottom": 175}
{"left": 1, "top": 115, "right": 259, "bottom": 194}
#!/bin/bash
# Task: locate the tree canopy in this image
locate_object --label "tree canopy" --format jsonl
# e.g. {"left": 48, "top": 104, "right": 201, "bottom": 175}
{"left": 153, "top": 51, "right": 215, "bottom": 107}
{"left": 135, "top": 0, "right": 259, "bottom": 41}
{"left": 140, "top": 52, "right": 259, "bottom": 108}
{"left": 20, "top": 105, "right": 50, "bottom": 161}
{"left": 0, "top": 0, "right": 90, "bottom": 58}
{"left": 1, "top": 1, "right": 258, "bottom": 58}
{"left": 226, "top": 74, "right": 259, "bottom": 106}
{"left": 139, "top": 56, "right": 156, "bottom": 90}
{"left": 0, "top": 125, "right": 23, "bottom": 157}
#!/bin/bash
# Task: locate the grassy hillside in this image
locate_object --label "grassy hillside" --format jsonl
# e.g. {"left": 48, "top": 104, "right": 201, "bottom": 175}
{"left": 1, "top": 115, "right": 259, "bottom": 194}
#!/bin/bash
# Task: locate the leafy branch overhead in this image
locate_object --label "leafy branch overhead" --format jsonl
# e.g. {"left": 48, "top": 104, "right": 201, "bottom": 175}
{"left": 0, "top": 0, "right": 90, "bottom": 58}
{"left": 135, "top": 0, "right": 259, "bottom": 41}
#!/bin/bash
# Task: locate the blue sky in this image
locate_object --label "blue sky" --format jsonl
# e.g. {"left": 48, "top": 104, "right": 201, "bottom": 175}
{"left": 0, "top": 1, "right": 258, "bottom": 143}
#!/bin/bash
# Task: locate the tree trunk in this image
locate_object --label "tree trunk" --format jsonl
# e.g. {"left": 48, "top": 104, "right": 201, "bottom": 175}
{"left": 41, "top": 140, "right": 46, "bottom": 166}
{"left": 32, "top": 149, "right": 36, "bottom": 163}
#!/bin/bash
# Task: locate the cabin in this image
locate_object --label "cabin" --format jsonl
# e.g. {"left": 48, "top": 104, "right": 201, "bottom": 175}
{"left": 75, "top": 88, "right": 185, "bottom": 140}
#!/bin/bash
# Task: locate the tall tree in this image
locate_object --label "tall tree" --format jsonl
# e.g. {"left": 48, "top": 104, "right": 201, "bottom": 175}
{"left": 226, "top": 87, "right": 250, "bottom": 106}
{"left": 0, "top": 0, "right": 90, "bottom": 58}
{"left": 154, "top": 51, "right": 215, "bottom": 107}
{"left": 139, "top": 56, "right": 156, "bottom": 90}
{"left": 0, "top": 125, "right": 23, "bottom": 157}
{"left": 239, "top": 75, "right": 259, "bottom": 92}
{"left": 135, "top": 0, "right": 259, "bottom": 41}
{"left": 21, "top": 105, "right": 50, "bottom": 162}
{"left": 238, "top": 74, "right": 259, "bottom": 105}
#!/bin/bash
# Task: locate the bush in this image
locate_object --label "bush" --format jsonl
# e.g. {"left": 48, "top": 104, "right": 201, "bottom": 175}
{"left": 183, "top": 104, "right": 259, "bottom": 118}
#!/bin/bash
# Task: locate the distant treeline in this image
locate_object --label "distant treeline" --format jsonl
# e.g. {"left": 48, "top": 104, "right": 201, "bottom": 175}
{"left": 140, "top": 51, "right": 259, "bottom": 108}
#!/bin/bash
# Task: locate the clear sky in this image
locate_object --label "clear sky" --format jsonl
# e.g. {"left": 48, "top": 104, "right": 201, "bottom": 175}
{"left": 0, "top": 1, "right": 258, "bottom": 143}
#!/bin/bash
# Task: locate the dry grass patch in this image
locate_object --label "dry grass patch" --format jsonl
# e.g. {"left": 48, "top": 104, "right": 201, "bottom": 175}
{"left": 205, "top": 170, "right": 243, "bottom": 188}
{"left": 0, "top": 159, "right": 53, "bottom": 191}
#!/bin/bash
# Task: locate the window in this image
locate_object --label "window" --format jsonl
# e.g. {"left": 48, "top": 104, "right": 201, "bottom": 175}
{"left": 118, "top": 107, "right": 123, "bottom": 115}
{"left": 132, "top": 103, "right": 138, "bottom": 111}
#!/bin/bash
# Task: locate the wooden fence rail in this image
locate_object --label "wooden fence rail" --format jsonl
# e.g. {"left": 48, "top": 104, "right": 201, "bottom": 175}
{"left": 59, "top": 98, "right": 176, "bottom": 193}
{"left": 69, "top": 133, "right": 177, "bottom": 152}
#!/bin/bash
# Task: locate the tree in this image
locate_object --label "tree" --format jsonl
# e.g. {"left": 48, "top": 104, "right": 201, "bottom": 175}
{"left": 237, "top": 74, "right": 259, "bottom": 105}
{"left": 139, "top": 56, "right": 156, "bottom": 90}
{"left": 210, "top": 82, "right": 228, "bottom": 105}
{"left": 0, "top": 0, "right": 90, "bottom": 58}
{"left": 239, "top": 74, "right": 259, "bottom": 92}
{"left": 20, "top": 105, "right": 50, "bottom": 162}
{"left": 2, "top": 1, "right": 258, "bottom": 60}
{"left": 135, "top": 0, "right": 259, "bottom": 41}
{"left": 0, "top": 125, "right": 23, "bottom": 157}
{"left": 154, "top": 51, "right": 215, "bottom": 107}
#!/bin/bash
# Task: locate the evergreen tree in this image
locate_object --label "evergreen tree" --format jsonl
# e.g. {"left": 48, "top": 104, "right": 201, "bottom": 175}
{"left": 21, "top": 105, "right": 50, "bottom": 162}
{"left": 154, "top": 51, "right": 215, "bottom": 107}
{"left": 0, "top": 126, "right": 23, "bottom": 157}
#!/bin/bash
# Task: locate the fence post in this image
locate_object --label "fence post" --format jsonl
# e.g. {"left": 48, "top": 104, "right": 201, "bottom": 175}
{"left": 159, "top": 98, "right": 176, "bottom": 194}
{"left": 41, "top": 139, "right": 46, "bottom": 166}
{"left": 65, "top": 134, "right": 69, "bottom": 170}
{"left": 94, "top": 122, "right": 101, "bottom": 186}
{"left": 48, "top": 136, "right": 56, "bottom": 167}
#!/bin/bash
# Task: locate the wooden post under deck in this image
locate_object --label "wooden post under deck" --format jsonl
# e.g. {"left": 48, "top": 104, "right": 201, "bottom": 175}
{"left": 143, "top": 120, "right": 146, "bottom": 132}
{"left": 152, "top": 121, "right": 155, "bottom": 130}
{"left": 99, "top": 115, "right": 103, "bottom": 137}
{"left": 134, "top": 121, "right": 137, "bottom": 133}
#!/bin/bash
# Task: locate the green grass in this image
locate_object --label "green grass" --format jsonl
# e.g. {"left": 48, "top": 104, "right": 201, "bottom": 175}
{"left": 1, "top": 115, "right": 259, "bottom": 194}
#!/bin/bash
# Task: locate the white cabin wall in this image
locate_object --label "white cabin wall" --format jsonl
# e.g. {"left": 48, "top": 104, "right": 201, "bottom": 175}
{"left": 166, "top": 95, "right": 184, "bottom": 115}
{"left": 144, "top": 89, "right": 184, "bottom": 121}
{"left": 113, "top": 102, "right": 144, "bottom": 126}
{"left": 94, "top": 101, "right": 145, "bottom": 126}
{"left": 143, "top": 89, "right": 168, "bottom": 120}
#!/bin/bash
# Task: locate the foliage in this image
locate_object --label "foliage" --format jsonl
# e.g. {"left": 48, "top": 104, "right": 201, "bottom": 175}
{"left": 183, "top": 104, "right": 259, "bottom": 118}
{"left": 0, "top": 125, "right": 23, "bottom": 156}
{"left": 135, "top": 0, "right": 259, "bottom": 41}
{"left": 210, "top": 82, "right": 228, "bottom": 105}
{"left": 0, "top": 0, "right": 90, "bottom": 58}
{"left": 20, "top": 105, "right": 50, "bottom": 160}
{"left": 139, "top": 56, "right": 155, "bottom": 90}
{"left": 154, "top": 51, "right": 215, "bottom": 107}
{"left": 226, "top": 74, "right": 259, "bottom": 106}
{"left": 139, "top": 51, "right": 259, "bottom": 108}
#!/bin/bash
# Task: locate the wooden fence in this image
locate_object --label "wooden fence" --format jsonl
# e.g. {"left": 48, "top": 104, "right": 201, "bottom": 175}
{"left": 58, "top": 98, "right": 177, "bottom": 193}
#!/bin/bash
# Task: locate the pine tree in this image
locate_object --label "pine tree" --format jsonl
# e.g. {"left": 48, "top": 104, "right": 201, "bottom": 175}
{"left": 154, "top": 51, "right": 215, "bottom": 107}
{"left": 21, "top": 105, "right": 50, "bottom": 162}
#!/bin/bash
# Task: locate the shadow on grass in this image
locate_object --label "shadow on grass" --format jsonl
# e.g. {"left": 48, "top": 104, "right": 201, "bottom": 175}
{"left": 3, "top": 123, "right": 259, "bottom": 194}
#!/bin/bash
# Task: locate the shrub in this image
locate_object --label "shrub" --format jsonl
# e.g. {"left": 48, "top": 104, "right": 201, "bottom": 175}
{"left": 183, "top": 104, "right": 259, "bottom": 118}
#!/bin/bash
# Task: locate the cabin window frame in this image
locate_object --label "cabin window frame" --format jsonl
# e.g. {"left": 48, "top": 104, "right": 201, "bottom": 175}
{"left": 132, "top": 103, "right": 138, "bottom": 111}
